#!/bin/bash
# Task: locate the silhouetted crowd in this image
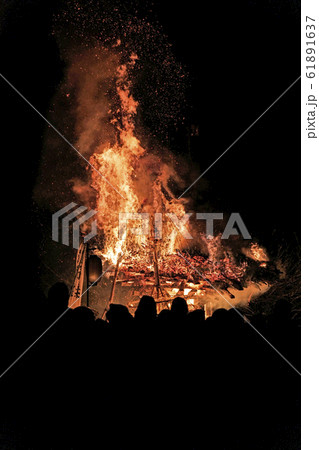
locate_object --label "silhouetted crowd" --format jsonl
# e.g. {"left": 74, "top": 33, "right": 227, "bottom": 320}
{"left": 1, "top": 283, "right": 300, "bottom": 449}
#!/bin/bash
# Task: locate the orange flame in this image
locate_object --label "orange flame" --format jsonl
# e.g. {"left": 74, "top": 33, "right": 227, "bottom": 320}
{"left": 90, "top": 53, "right": 187, "bottom": 265}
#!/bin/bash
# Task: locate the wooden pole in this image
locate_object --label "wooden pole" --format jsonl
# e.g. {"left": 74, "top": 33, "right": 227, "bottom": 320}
{"left": 153, "top": 244, "right": 160, "bottom": 299}
{"left": 152, "top": 240, "right": 164, "bottom": 299}
{"left": 109, "top": 257, "right": 121, "bottom": 305}
{"left": 101, "top": 255, "right": 122, "bottom": 319}
{"left": 68, "top": 241, "right": 87, "bottom": 309}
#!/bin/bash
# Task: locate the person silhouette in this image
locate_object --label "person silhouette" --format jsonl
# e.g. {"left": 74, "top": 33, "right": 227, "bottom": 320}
{"left": 134, "top": 295, "right": 157, "bottom": 324}
{"left": 171, "top": 297, "right": 188, "bottom": 321}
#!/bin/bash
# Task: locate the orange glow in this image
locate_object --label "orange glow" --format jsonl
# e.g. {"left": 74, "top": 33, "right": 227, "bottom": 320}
{"left": 90, "top": 53, "right": 188, "bottom": 266}
{"left": 242, "top": 243, "right": 269, "bottom": 266}
{"left": 82, "top": 52, "right": 270, "bottom": 311}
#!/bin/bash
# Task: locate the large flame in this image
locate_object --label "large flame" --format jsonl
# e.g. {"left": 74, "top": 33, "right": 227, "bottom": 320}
{"left": 90, "top": 53, "right": 187, "bottom": 265}
{"left": 74, "top": 50, "right": 272, "bottom": 312}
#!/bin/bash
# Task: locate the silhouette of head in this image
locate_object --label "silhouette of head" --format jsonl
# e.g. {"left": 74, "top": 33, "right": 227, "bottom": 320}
{"left": 171, "top": 297, "right": 188, "bottom": 319}
{"left": 72, "top": 306, "right": 95, "bottom": 324}
{"left": 106, "top": 304, "right": 132, "bottom": 327}
{"left": 48, "top": 282, "right": 69, "bottom": 313}
{"left": 135, "top": 295, "right": 157, "bottom": 322}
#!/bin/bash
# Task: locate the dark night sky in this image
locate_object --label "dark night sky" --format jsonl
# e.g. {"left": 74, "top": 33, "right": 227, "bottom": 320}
{"left": 0, "top": 0, "right": 300, "bottom": 291}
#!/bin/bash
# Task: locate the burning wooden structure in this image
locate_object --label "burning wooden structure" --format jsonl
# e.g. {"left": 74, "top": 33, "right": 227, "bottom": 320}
{"left": 69, "top": 233, "right": 276, "bottom": 319}
{"left": 67, "top": 51, "right": 278, "bottom": 316}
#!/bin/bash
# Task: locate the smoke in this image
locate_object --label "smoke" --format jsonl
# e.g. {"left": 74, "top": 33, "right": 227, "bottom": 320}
{"left": 67, "top": 47, "right": 120, "bottom": 157}
{"left": 34, "top": 0, "right": 189, "bottom": 211}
